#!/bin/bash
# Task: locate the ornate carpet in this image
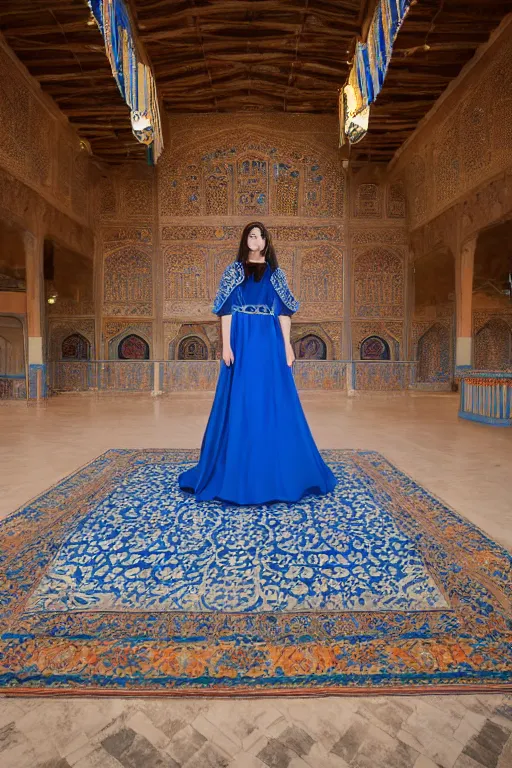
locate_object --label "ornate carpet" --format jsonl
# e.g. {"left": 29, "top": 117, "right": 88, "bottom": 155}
{"left": 1, "top": 449, "right": 511, "bottom": 695}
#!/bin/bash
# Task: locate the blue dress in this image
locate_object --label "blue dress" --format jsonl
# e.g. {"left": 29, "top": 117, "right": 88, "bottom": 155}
{"left": 179, "top": 261, "right": 336, "bottom": 504}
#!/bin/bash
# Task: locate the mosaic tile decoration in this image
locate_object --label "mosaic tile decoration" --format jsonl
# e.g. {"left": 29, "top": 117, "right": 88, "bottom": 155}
{"left": 1, "top": 449, "right": 511, "bottom": 695}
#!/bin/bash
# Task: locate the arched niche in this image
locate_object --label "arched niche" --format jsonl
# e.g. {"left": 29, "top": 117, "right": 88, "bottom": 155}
{"left": 417, "top": 323, "right": 451, "bottom": 382}
{"left": 117, "top": 334, "right": 150, "bottom": 360}
{"left": 177, "top": 335, "right": 209, "bottom": 360}
{"left": 61, "top": 333, "right": 90, "bottom": 361}
{"left": 293, "top": 334, "right": 327, "bottom": 360}
{"left": 360, "top": 335, "right": 391, "bottom": 361}
{"left": 474, "top": 318, "right": 512, "bottom": 370}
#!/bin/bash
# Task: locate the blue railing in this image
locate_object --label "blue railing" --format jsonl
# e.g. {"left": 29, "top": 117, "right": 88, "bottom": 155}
{"left": 459, "top": 370, "right": 512, "bottom": 426}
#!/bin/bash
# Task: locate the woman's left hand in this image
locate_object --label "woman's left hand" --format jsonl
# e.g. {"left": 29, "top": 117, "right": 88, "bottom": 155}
{"left": 285, "top": 342, "right": 295, "bottom": 367}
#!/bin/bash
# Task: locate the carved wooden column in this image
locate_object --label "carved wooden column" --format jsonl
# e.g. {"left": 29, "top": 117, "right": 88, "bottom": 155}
{"left": 455, "top": 236, "right": 477, "bottom": 370}
{"left": 24, "top": 230, "right": 46, "bottom": 399}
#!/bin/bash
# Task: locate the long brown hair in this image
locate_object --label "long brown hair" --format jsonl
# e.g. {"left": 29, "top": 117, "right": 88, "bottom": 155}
{"left": 236, "top": 222, "right": 278, "bottom": 271}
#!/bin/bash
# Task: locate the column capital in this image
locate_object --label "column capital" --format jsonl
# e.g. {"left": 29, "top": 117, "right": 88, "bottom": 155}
{"left": 459, "top": 235, "right": 478, "bottom": 259}
{"left": 22, "top": 229, "right": 38, "bottom": 251}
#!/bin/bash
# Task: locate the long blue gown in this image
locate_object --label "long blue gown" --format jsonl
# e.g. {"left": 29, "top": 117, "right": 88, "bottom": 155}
{"left": 179, "top": 262, "right": 336, "bottom": 504}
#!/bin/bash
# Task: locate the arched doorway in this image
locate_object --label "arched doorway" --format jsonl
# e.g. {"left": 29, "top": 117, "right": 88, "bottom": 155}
{"left": 417, "top": 323, "right": 451, "bottom": 382}
{"left": 413, "top": 247, "right": 455, "bottom": 382}
{"left": 0, "top": 315, "right": 26, "bottom": 399}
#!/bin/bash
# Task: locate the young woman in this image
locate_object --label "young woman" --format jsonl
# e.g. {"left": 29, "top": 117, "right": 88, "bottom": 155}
{"left": 179, "top": 222, "right": 336, "bottom": 504}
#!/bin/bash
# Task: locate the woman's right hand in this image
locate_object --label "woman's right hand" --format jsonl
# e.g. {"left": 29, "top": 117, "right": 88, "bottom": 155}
{"left": 222, "top": 346, "right": 234, "bottom": 366}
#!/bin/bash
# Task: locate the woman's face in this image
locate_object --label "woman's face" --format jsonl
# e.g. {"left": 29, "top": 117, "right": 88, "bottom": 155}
{"left": 247, "top": 227, "right": 266, "bottom": 253}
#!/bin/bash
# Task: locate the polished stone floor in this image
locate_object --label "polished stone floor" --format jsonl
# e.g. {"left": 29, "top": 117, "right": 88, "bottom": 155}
{"left": 1, "top": 392, "right": 511, "bottom": 768}
{"left": 1, "top": 692, "right": 511, "bottom": 768}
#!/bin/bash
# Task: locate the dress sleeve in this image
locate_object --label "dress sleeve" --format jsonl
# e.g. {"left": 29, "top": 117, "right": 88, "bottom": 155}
{"left": 215, "top": 289, "right": 234, "bottom": 316}
{"left": 212, "top": 262, "right": 244, "bottom": 316}
{"left": 274, "top": 294, "right": 294, "bottom": 317}
{"left": 271, "top": 267, "right": 299, "bottom": 315}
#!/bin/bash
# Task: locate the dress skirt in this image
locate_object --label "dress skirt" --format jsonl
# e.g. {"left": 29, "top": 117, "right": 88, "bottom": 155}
{"left": 179, "top": 308, "right": 336, "bottom": 504}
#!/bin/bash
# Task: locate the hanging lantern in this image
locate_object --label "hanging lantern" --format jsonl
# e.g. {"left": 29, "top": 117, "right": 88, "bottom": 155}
{"left": 342, "top": 84, "right": 370, "bottom": 145}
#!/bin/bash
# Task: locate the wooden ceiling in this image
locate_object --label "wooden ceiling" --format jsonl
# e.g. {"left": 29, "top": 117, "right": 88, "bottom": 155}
{"left": 1, "top": 0, "right": 511, "bottom": 163}
{"left": 134, "top": 0, "right": 360, "bottom": 114}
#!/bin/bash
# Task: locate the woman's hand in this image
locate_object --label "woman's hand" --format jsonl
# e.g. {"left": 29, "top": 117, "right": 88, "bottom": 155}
{"left": 223, "top": 345, "right": 235, "bottom": 366}
{"left": 285, "top": 342, "right": 295, "bottom": 367}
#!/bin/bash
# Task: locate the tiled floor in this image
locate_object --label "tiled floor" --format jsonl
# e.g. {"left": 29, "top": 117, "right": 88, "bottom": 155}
{"left": 0, "top": 693, "right": 511, "bottom": 768}
{"left": 1, "top": 392, "right": 511, "bottom": 768}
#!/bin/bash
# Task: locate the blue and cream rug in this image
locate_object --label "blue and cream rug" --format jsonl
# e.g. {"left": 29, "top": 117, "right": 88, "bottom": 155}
{"left": 1, "top": 449, "right": 511, "bottom": 695}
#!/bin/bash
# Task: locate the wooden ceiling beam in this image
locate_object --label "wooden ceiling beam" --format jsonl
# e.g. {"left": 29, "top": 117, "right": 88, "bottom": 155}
{"left": 47, "top": 84, "right": 119, "bottom": 96}
{"left": 157, "top": 68, "right": 342, "bottom": 92}
{"left": 148, "top": 41, "right": 350, "bottom": 58}
{"left": 72, "top": 124, "right": 130, "bottom": 131}
{"left": 3, "top": 38, "right": 106, "bottom": 53}
{"left": 154, "top": 54, "right": 349, "bottom": 75}
{"left": 78, "top": 130, "right": 118, "bottom": 137}
{"left": 146, "top": 21, "right": 304, "bottom": 34}
{"left": 140, "top": 14, "right": 356, "bottom": 36}
{"left": 404, "top": 21, "right": 502, "bottom": 34}
{"left": 153, "top": 61, "right": 213, "bottom": 78}
{"left": 137, "top": 0, "right": 358, "bottom": 24}
{"left": 35, "top": 70, "right": 116, "bottom": 82}
{"left": 196, "top": 93, "right": 284, "bottom": 107}
{"left": 2, "top": 21, "right": 92, "bottom": 37}
{"left": 393, "top": 41, "right": 481, "bottom": 54}
{"left": 0, "top": 3, "right": 80, "bottom": 17}
{"left": 158, "top": 71, "right": 237, "bottom": 89}
{"left": 14, "top": 57, "right": 104, "bottom": 68}
{"left": 369, "top": 100, "right": 437, "bottom": 111}
{"left": 387, "top": 71, "right": 453, "bottom": 81}
{"left": 162, "top": 81, "right": 336, "bottom": 100}
{"left": 64, "top": 107, "right": 131, "bottom": 116}
{"left": 143, "top": 22, "right": 355, "bottom": 42}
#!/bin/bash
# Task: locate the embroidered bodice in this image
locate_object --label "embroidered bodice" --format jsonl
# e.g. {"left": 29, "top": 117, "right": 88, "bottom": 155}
{"left": 213, "top": 261, "right": 299, "bottom": 315}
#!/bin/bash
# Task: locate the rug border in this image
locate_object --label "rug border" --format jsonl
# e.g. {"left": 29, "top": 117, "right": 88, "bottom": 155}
{"left": 3, "top": 682, "right": 512, "bottom": 698}
{"left": 1, "top": 448, "right": 151, "bottom": 525}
